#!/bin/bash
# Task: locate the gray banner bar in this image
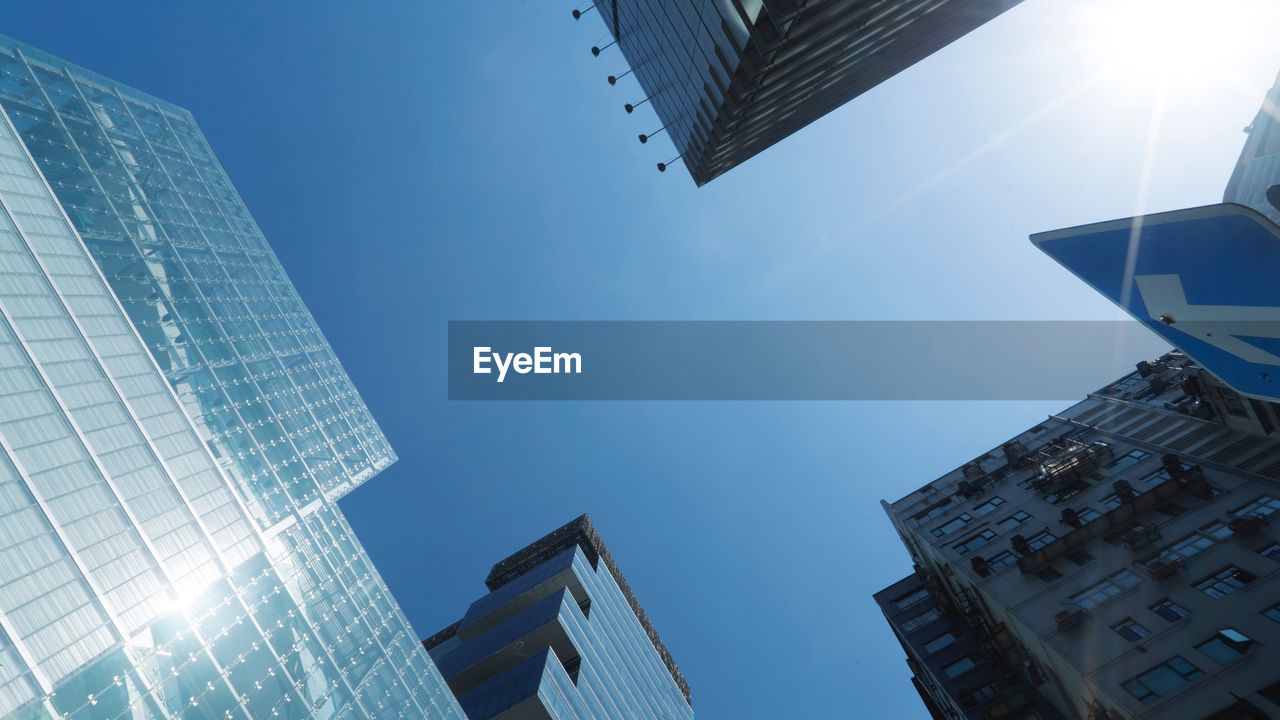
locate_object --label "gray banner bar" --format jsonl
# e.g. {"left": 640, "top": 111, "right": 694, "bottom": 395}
{"left": 448, "top": 321, "right": 1173, "bottom": 400}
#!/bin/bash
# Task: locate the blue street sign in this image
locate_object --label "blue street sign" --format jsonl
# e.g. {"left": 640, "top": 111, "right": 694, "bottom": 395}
{"left": 1032, "top": 203, "right": 1280, "bottom": 401}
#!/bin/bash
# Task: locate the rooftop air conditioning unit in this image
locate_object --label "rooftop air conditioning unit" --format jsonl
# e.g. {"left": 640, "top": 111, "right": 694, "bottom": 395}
{"left": 1123, "top": 525, "right": 1160, "bottom": 550}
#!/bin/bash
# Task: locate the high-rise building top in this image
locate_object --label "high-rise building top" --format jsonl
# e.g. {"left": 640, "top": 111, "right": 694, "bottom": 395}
{"left": 425, "top": 515, "right": 693, "bottom": 719}
{"left": 584, "top": 0, "right": 1022, "bottom": 186}
{"left": 1225, "top": 68, "right": 1280, "bottom": 223}
{"left": 0, "top": 35, "right": 464, "bottom": 719}
{"left": 878, "top": 352, "right": 1280, "bottom": 719}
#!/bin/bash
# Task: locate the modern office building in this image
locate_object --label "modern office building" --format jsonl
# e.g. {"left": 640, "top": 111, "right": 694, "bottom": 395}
{"left": 0, "top": 36, "right": 463, "bottom": 719}
{"left": 878, "top": 351, "right": 1280, "bottom": 719}
{"left": 579, "top": 0, "right": 1023, "bottom": 185}
{"left": 424, "top": 515, "right": 693, "bottom": 720}
{"left": 1224, "top": 68, "right": 1280, "bottom": 223}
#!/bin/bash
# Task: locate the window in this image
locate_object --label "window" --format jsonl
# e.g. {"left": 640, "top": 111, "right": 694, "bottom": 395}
{"left": 987, "top": 551, "right": 1016, "bottom": 573}
{"left": 1075, "top": 507, "right": 1102, "bottom": 524}
{"left": 1045, "top": 480, "right": 1089, "bottom": 504}
{"left": 1113, "top": 618, "right": 1150, "bottom": 642}
{"left": 969, "top": 682, "right": 999, "bottom": 704}
{"left": 1067, "top": 550, "right": 1094, "bottom": 566}
{"left": 1157, "top": 502, "right": 1188, "bottom": 518}
{"left": 911, "top": 499, "right": 952, "bottom": 524}
{"left": 894, "top": 587, "right": 930, "bottom": 611}
{"left": 934, "top": 514, "right": 973, "bottom": 538}
{"left": 973, "top": 496, "right": 1005, "bottom": 516}
{"left": 1233, "top": 495, "right": 1280, "bottom": 519}
{"left": 901, "top": 607, "right": 942, "bottom": 633}
{"left": 1195, "top": 566, "right": 1258, "bottom": 599}
{"left": 1259, "top": 543, "right": 1280, "bottom": 562}
{"left": 1036, "top": 566, "right": 1063, "bottom": 582}
{"left": 1149, "top": 522, "right": 1232, "bottom": 567}
{"left": 1071, "top": 570, "right": 1141, "bottom": 609}
{"left": 1026, "top": 530, "right": 1057, "bottom": 551}
{"left": 996, "top": 511, "right": 1031, "bottom": 532}
{"left": 1142, "top": 468, "right": 1173, "bottom": 487}
{"left": 1264, "top": 602, "right": 1280, "bottom": 623}
{"left": 1108, "top": 449, "right": 1150, "bottom": 473}
{"left": 924, "top": 632, "right": 958, "bottom": 654}
{"left": 1121, "top": 656, "right": 1204, "bottom": 704}
{"left": 953, "top": 530, "right": 996, "bottom": 555}
{"left": 1150, "top": 599, "right": 1190, "bottom": 623}
{"left": 943, "top": 656, "right": 977, "bottom": 679}
{"left": 1196, "top": 629, "right": 1253, "bottom": 664}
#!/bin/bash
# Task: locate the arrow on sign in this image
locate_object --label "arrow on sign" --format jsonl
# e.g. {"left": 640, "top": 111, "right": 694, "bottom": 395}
{"left": 1135, "top": 273, "right": 1280, "bottom": 366}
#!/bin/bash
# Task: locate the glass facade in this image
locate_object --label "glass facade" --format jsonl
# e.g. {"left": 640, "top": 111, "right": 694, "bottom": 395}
{"left": 0, "top": 35, "right": 463, "bottom": 719}
{"left": 593, "top": 0, "right": 1022, "bottom": 185}
{"left": 1225, "top": 68, "right": 1280, "bottom": 223}
{"left": 426, "top": 519, "right": 692, "bottom": 720}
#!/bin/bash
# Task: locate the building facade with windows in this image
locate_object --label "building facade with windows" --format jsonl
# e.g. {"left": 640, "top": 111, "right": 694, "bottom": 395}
{"left": 0, "top": 35, "right": 464, "bottom": 719}
{"left": 582, "top": 0, "right": 1023, "bottom": 185}
{"left": 879, "top": 352, "right": 1280, "bottom": 719}
{"left": 1224, "top": 68, "right": 1280, "bottom": 223}
{"left": 424, "top": 515, "right": 693, "bottom": 720}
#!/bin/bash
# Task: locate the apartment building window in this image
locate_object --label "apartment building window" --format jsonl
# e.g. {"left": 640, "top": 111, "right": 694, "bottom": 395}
{"left": 1157, "top": 502, "right": 1188, "bottom": 518}
{"left": 987, "top": 551, "right": 1016, "bottom": 573}
{"left": 901, "top": 607, "right": 943, "bottom": 633}
{"left": 969, "top": 682, "right": 999, "bottom": 704}
{"left": 1026, "top": 530, "right": 1057, "bottom": 551}
{"left": 894, "top": 587, "right": 930, "bottom": 611}
{"left": 1218, "top": 387, "right": 1249, "bottom": 417}
{"left": 1121, "top": 656, "right": 1204, "bottom": 705}
{"left": 1233, "top": 495, "right": 1280, "bottom": 519}
{"left": 1071, "top": 570, "right": 1141, "bottom": 609}
{"left": 943, "top": 656, "right": 977, "bottom": 679}
{"left": 1261, "top": 602, "right": 1280, "bottom": 623}
{"left": 973, "top": 496, "right": 1005, "bottom": 516}
{"left": 1142, "top": 469, "right": 1173, "bottom": 487}
{"left": 1195, "top": 629, "right": 1254, "bottom": 665}
{"left": 1258, "top": 543, "right": 1280, "bottom": 562}
{"left": 953, "top": 530, "right": 996, "bottom": 555}
{"left": 1108, "top": 449, "right": 1150, "bottom": 473}
{"left": 1067, "top": 550, "right": 1094, "bottom": 566}
{"left": 1148, "top": 522, "right": 1232, "bottom": 567}
{"left": 1112, "top": 618, "right": 1150, "bottom": 642}
{"left": 934, "top": 513, "right": 973, "bottom": 538}
{"left": 924, "top": 632, "right": 958, "bottom": 654}
{"left": 911, "top": 499, "right": 952, "bottom": 525}
{"left": 1036, "top": 566, "right": 1063, "bottom": 582}
{"left": 1194, "top": 566, "right": 1258, "bottom": 599}
{"left": 1150, "top": 599, "right": 1190, "bottom": 623}
{"left": 1075, "top": 507, "right": 1102, "bottom": 524}
{"left": 996, "top": 511, "right": 1031, "bottom": 532}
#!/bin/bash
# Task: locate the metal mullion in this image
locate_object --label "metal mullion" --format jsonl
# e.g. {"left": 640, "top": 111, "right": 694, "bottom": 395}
{"left": 10, "top": 71, "right": 369, "bottom": 717}
{"left": 56, "top": 70, "right": 296, "bottom": 531}
{"left": 109, "top": 88, "right": 336, "bottom": 523}
{"left": 13, "top": 53, "right": 252, "bottom": 586}
{"left": 151, "top": 108, "right": 378, "bottom": 493}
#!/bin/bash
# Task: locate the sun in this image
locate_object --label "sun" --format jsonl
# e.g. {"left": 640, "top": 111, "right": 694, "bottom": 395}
{"left": 1085, "top": 0, "right": 1258, "bottom": 86}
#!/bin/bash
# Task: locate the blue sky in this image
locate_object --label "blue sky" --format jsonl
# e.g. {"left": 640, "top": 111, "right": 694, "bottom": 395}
{"left": 7, "top": 1, "right": 1280, "bottom": 717}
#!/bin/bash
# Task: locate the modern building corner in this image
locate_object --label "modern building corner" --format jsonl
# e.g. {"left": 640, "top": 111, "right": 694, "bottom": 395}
{"left": 578, "top": 0, "right": 1025, "bottom": 185}
{"left": 0, "top": 35, "right": 463, "bottom": 719}
{"left": 424, "top": 515, "right": 693, "bottom": 720}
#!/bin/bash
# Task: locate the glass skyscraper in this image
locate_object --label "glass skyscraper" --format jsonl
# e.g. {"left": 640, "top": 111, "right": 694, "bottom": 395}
{"left": 424, "top": 515, "right": 693, "bottom": 720}
{"left": 1225, "top": 68, "right": 1280, "bottom": 223}
{"left": 581, "top": 0, "right": 1023, "bottom": 185}
{"left": 0, "top": 35, "right": 463, "bottom": 719}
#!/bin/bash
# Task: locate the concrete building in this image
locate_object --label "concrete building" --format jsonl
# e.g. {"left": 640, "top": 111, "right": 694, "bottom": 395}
{"left": 0, "top": 35, "right": 463, "bottom": 718}
{"left": 578, "top": 0, "right": 1024, "bottom": 186}
{"left": 879, "top": 352, "right": 1280, "bottom": 719}
{"left": 424, "top": 515, "right": 692, "bottom": 720}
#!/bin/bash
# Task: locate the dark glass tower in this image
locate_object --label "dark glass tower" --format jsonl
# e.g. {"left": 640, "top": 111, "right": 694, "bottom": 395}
{"left": 424, "top": 515, "right": 693, "bottom": 719}
{"left": 584, "top": 0, "right": 1023, "bottom": 185}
